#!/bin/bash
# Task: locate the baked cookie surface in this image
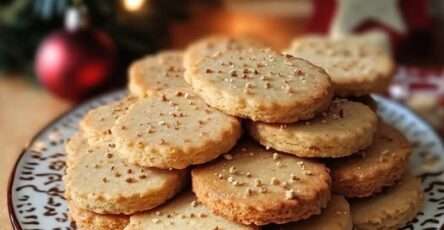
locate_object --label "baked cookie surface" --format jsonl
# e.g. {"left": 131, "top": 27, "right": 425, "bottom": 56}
{"left": 79, "top": 96, "right": 138, "bottom": 144}
{"left": 185, "top": 47, "right": 333, "bottom": 123}
{"left": 279, "top": 195, "right": 352, "bottom": 230}
{"left": 248, "top": 99, "right": 377, "bottom": 158}
{"left": 350, "top": 173, "right": 424, "bottom": 230}
{"left": 68, "top": 202, "right": 129, "bottom": 230}
{"left": 112, "top": 88, "right": 242, "bottom": 169}
{"left": 65, "top": 131, "right": 87, "bottom": 167}
{"left": 128, "top": 50, "right": 188, "bottom": 97}
{"left": 125, "top": 192, "right": 257, "bottom": 230}
{"left": 64, "top": 134, "right": 186, "bottom": 215}
{"left": 191, "top": 141, "right": 331, "bottom": 225}
{"left": 184, "top": 35, "right": 266, "bottom": 69}
{"left": 285, "top": 35, "right": 394, "bottom": 96}
{"left": 329, "top": 122, "right": 411, "bottom": 197}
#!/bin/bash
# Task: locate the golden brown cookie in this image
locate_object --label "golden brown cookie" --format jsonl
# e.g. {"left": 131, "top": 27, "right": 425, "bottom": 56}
{"left": 248, "top": 99, "right": 377, "bottom": 158}
{"left": 79, "top": 96, "right": 138, "bottom": 144}
{"left": 329, "top": 122, "right": 411, "bottom": 197}
{"left": 185, "top": 47, "right": 333, "bottom": 123}
{"left": 183, "top": 35, "right": 266, "bottom": 69}
{"left": 65, "top": 131, "right": 86, "bottom": 167}
{"left": 125, "top": 192, "right": 257, "bottom": 230}
{"left": 128, "top": 50, "right": 188, "bottom": 97}
{"left": 350, "top": 173, "right": 424, "bottom": 230}
{"left": 64, "top": 134, "right": 186, "bottom": 215}
{"left": 191, "top": 141, "right": 331, "bottom": 225}
{"left": 278, "top": 195, "right": 352, "bottom": 230}
{"left": 68, "top": 202, "right": 129, "bottom": 230}
{"left": 111, "top": 88, "right": 242, "bottom": 169}
{"left": 285, "top": 35, "right": 395, "bottom": 96}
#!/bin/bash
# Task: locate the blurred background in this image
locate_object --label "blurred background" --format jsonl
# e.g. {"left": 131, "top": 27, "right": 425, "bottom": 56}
{"left": 1, "top": 0, "right": 444, "bottom": 227}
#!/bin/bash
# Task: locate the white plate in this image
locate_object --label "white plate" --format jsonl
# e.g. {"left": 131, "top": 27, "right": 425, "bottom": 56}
{"left": 7, "top": 91, "right": 444, "bottom": 229}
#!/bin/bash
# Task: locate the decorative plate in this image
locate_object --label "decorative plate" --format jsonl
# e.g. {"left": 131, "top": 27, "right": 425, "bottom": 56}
{"left": 7, "top": 91, "right": 444, "bottom": 230}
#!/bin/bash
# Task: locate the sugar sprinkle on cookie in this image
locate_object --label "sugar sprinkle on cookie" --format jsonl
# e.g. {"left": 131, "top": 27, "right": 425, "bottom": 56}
{"left": 112, "top": 88, "right": 242, "bottom": 169}
{"left": 248, "top": 99, "right": 378, "bottom": 158}
{"left": 185, "top": 47, "right": 333, "bottom": 123}
{"left": 192, "top": 141, "right": 331, "bottom": 225}
{"left": 285, "top": 35, "right": 394, "bottom": 96}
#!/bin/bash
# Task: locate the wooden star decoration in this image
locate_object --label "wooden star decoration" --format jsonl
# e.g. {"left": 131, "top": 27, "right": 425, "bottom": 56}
{"left": 330, "top": 0, "right": 406, "bottom": 38}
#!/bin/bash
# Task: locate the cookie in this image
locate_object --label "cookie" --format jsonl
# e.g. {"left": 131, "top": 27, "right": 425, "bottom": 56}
{"left": 65, "top": 131, "right": 87, "bottom": 168}
{"left": 125, "top": 192, "right": 257, "bottom": 230}
{"left": 184, "top": 47, "right": 334, "bottom": 123}
{"left": 128, "top": 50, "right": 188, "bottom": 97}
{"left": 191, "top": 141, "right": 331, "bottom": 225}
{"left": 79, "top": 96, "right": 138, "bottom": 144}
{"left": 68, "top": 202, "right": 129, "bottom": 230}
{"left": 248, "top": 99, "right": 377, "bottom": 158}
{"left": 64, "top": 134, "right": 186, "bottom": 215}
{"left": 285, "top": 35, "right": 395, "bottom": 96}
{"left": 278, "top": 195, "right": 352, "bottom": 230}
{"left": 329, "top": 122, "right": 411, "bottom": 197}
{"left": 350, "top": 173, "right": 424, "bottom": 230}
{"left": 184, "top": 35, "right": 266, "bottom": 69}
{"left": 111, "top": 88, "right": 242, "bottom": 169}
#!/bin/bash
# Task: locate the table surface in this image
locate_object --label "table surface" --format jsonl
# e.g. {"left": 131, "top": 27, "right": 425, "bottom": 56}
{"left": 0, "top": 77, "right": 70, "bottom": 230}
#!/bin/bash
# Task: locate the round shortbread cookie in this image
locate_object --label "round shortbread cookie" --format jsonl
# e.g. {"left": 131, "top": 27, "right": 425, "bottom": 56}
{"left": 79, "top": 96, "right": 138, "bottom": 143}
{"left": 184, "top": 35, "right": 266, "bottom": 69}
{"left": 124, "top": 192, "right": 257, "bottom": 230}
{"left": 111, "top": 88, "right": 242, "bottom": 169}
{"left": 185, "top": 47, "right": 334, "bottom": 123}
{"left": 248, "top": 99, "right": 378, "bottom": 158}
{"left": 285, "top": 35, "right": 395, "bottom": 96}
{"left": 350, "top": 173, "right": 424, "bottom": 230}
{"left": 329, "top": 122, "right": 411, "bottom": 198}
{"left": 68, "top": 202, "right": 129, "bottom": 230}
{"left": 278, "top": 195, "right": 352, "bottom": 230}
{"left": 191, "top": 141, "right": 331, "bottom": 225}
{"left": 64, "top": 134, "right": 186, "bottom": 215}
{"left": 128, "top": 50, "right": 188, "bottom": 97}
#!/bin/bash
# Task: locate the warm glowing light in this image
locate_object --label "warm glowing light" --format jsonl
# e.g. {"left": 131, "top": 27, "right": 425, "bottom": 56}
{"left": 123, "top": 0, "right": 146, "bottom": 12}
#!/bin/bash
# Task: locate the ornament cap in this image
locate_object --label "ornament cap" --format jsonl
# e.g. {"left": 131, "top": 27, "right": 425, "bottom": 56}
{"left": 65, "top": 6, "right": 88, "bottom": 31}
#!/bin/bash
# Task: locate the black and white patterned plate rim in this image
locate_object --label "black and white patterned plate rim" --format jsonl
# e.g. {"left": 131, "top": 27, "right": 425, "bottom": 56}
{"left": 7, "top": 91, "right": 444, "bottom": 230}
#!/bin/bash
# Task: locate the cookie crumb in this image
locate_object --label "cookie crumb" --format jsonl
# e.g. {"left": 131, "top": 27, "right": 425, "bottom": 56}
{"left": 191, "top": 200, "right": 199, "bottom": 207}
{"left": 272, "top": 153, "right": 280, "bottom": 160}
{"left": 271, "top": 177, "right": 280, "bottom": 185}
{"left": 245, "top": 188, "right": 253, "bottom": 197}
{"left": 285, "top": 189, "right": 295, "bottom": 200}
{"left": 217, "top": 173, "right": 224, "bottom": 179}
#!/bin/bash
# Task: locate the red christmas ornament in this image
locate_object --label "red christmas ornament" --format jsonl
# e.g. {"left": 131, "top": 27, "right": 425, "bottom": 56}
{"left": 35, "top": 6, "right": 116, "bottom": 101}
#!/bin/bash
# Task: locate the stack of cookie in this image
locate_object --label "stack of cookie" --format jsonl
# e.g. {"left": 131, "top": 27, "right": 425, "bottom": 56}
{"left": 64, "top": 35, "right": 424, "bottom": 230}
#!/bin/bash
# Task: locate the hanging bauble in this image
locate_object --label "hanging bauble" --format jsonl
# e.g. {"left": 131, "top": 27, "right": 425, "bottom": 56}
{"left": 35, "top": 6, "right": 116, "bottom": 101}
